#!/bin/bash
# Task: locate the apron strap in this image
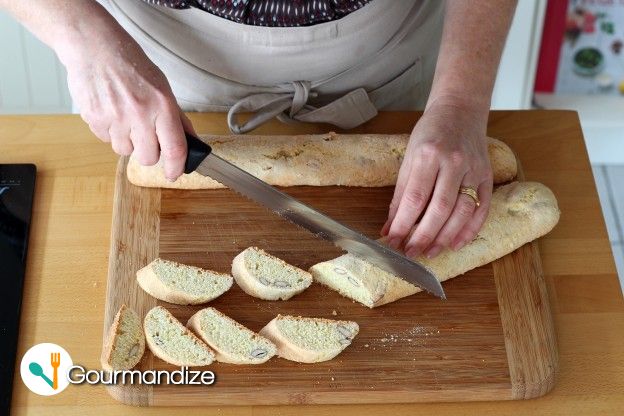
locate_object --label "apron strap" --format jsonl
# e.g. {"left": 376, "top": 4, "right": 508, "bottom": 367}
{"left": 227, "top": 81, "right": 378, "bottom": 134}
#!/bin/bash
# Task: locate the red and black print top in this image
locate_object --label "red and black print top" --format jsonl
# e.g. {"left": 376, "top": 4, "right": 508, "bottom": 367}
{"left": 141, "top": 0, "right": 372, "bottom": 27}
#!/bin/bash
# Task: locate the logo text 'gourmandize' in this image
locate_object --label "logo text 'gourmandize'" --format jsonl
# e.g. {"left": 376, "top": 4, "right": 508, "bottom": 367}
{"left": 68, "top": 366, "right": 216, "bottom": 386}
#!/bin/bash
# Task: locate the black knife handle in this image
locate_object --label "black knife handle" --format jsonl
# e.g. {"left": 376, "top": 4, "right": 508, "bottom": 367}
{"left": 184, "top": 132, "right": 212, "bottom": 174}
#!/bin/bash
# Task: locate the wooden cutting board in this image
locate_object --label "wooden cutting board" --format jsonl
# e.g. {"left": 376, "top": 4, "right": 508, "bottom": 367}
{"left": 103, "top": 155, "right": 557, "bottom": 406}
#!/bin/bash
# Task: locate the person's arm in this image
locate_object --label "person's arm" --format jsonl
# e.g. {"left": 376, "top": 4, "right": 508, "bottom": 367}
{"left": 382, "top": 0, "right": 517, "bottom": 258}
{"left": 0, "top": 0, "right": 193, "bottom": 181}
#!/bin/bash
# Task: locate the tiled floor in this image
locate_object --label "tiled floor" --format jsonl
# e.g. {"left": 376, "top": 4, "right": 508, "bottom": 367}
{"left": 591, "top": 165, "right": 624, "bottom": 293}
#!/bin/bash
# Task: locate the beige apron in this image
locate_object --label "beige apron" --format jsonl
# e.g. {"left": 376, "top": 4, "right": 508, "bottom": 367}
{"left": 100, "top": 0, "right": 445, "bottom": 133}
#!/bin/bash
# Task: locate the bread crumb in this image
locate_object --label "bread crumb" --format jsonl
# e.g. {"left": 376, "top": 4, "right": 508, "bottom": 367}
{"left": 364, "top": 344, "right": 369, "bottom": 348}
{"left": 331, "top": 310, "right": 337, "bottom": 316}
{"left": 331, "top": 377, "right": 335, "bottom": 381}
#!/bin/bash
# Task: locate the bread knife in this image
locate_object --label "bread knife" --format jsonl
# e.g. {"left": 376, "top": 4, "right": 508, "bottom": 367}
{"left": 183, "top": 133, "right": 445, "bottom": 299}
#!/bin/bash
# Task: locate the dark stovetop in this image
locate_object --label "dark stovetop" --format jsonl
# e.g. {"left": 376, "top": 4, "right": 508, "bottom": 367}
{"left": 0, "top": 164, "right": 36, "bottom": 414}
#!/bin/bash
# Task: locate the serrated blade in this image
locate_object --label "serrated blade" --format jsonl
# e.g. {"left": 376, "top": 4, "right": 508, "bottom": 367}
{"left": 196, "top": 152, "right": 445, "bottom": 299}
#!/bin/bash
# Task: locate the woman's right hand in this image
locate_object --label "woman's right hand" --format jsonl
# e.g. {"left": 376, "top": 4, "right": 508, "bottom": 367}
{"left": 56, "top": 14, "right": 194, "bottom": 181}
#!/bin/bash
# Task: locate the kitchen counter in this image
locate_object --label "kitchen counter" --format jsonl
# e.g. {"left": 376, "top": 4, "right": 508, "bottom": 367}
{"left": 4, "top": 111, "right": 624, "bottom": 415}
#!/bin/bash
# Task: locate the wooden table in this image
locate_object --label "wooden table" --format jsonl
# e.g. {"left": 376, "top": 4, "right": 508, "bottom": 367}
{"left": 4, "top": 111, "right": 624, "bottom": 415}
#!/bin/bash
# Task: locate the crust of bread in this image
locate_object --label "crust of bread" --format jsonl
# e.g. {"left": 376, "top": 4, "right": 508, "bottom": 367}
{"left": 187, "top": 308, "right": 276, "bottom": 364}
{"left": 259, "top": 315, "right": 358, "bottom": 363}
{"left": 143, "top": 306, "right": 215, "bottom": 367}
{"left": 127, "top": 133, "right": 517, "bottom": 189}
{"left": 136, "top": 259, "right": 233, "bottom": 305}
{"left": 310, "top": 181, "right": 561, "bottom": 308}
{"left": 231, "top": 248, "right": 312, "bottom": 301}
{"left": 100, "top": 304, "right": 145, "bottom": 371}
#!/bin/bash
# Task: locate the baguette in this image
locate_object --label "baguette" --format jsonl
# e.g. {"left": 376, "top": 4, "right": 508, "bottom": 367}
{"left": 187, "top": 307, "right": 277, "bottom": 364}
{"left": 259, "top": 315, "right": 359, "bottom": 363}
{"left": 232, "top": 247, "right": 312, "bottom": 301}
{"left": 127, "top": 133, "right": 517, "bottom": 189}
{"left": 136, "top": 258, "right": 233, "bottom": 305}
{"left": 144, "top": 306, "right": 215, "bottom": 366}
{"left": 101, "top": 305, "right": 145, "bottom": 371}
{"left": 310, "top": 181, "right": 560, "bottom": 308}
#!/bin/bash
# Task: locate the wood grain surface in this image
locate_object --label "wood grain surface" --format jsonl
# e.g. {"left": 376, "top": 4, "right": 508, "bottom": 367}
{"left": 102, "top": 146, "right": 555, "bottom": 404}
{"left": 5, "top": 111, "right": 624, "bottom": 415}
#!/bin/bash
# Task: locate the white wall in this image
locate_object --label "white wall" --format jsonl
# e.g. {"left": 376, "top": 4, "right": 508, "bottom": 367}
{"left": 491, "top": 0, "right": 547, "bottom": 109}
{"left": 0, "top": 11, "right": 72, "bottom": 114}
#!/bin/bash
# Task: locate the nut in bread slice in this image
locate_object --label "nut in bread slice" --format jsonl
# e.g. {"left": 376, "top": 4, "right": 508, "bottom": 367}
{"left": 259, "top": 315, "right": 359, "bottom": 363}
{"left": 232, "top": 247, "right": 312, "bottom": 300}
{"left": 101, "top": 304, "right": 145, "bottom": 371}
{"left": 137, "top": 258, "right": 233, "bottom": 305}
{"left": 187, "top": 307, "right": 277, "bottom": 364}
{"left": 310, "top": 181, "right": 561, "bottom": 308}
{"left": 144, "top": 306, "right": 215, "bottom": 367}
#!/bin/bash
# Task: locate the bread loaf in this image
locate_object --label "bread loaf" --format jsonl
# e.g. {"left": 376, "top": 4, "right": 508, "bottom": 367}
{"left": 101, "top": 305, "right": 145, "bottom": 371}
{"left": 127, "top": 133, "right": 517, "bottom": 189}
{"left": 309, "top": 182, "right": 560, "bottom": 308}
{"left": 259, "top": 315, "right": 359, "bottom": 363}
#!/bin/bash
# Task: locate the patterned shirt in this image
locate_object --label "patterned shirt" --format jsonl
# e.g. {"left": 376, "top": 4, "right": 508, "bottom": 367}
{"left": 142, "top": 0, "right": 372, "bottom": 27}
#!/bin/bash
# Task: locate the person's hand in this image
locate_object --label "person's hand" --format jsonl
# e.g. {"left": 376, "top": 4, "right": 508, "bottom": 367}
{"left": 381, "top": 100, "right": 493, "bottom": 258}
{"left": 57, "top": 22, "right": 194, "bottom": 181}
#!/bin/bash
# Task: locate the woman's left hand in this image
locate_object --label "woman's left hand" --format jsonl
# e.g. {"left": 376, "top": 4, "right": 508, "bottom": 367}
{"left": 381, "top": 99, "right": 493, "bottom": 258}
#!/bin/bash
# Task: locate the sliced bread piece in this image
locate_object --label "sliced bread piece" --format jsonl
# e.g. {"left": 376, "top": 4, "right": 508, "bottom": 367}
{"left": 310, "top": 181, "right": 561, "bottom": 308}
{"left": 101, "top": 305, "right": 145, "bottom": 371}
{"left": 137, "top": 258, "right": 233, "bottom": 305}
{"left": 144, "top": 306, "right": 215, "bottom": 366}
{"left": 259, "top": 315, "right": 359, "bottom": 363}
{"left": 187, "top": 307, "right": 277, "bottom": 364}
{"left": 231, "top": 247, "right": 312, "bottom": 300}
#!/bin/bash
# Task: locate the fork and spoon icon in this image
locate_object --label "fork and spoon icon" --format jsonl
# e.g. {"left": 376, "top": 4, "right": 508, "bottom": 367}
{"left": 28, "top": 352, "right": 61, "bottom": 389}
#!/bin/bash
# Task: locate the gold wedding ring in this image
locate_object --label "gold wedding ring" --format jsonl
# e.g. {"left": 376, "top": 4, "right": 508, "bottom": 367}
{"left": 459, "top": 187, "right": 480, "bottom": 207}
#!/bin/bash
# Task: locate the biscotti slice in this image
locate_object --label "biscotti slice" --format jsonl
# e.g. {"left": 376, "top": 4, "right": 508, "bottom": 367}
{"left": 259, "top": 315, "right": 359, "bottom": 363}
{"left": 187, "top": 307, "right": 277, "bottom": 364}
{"left": 144, "top": 306, "right": 215, "bottom": 366}
{"left": 127, "top": 133, "right": 516, "bottom": 189}
{"left": 137, "top": 258, "right": 233, "bottom": 305}
{"left": 101, "top": 305, "right": 145, "bottom": 371}
{"left": 231, "top": 247, "right": 312, "bottom": 300}
{"left": 310, "top": 181, "right": 560, "bottom": 308}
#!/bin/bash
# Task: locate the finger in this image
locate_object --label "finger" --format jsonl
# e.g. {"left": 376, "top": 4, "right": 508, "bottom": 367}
{"left": 423, "top": 180, "right": 478, "bottom": 258}
{"left": 81, "top": 111, "right": 111, "bottom": 143}
{"left": 111, "top": 135, "right": 134, "bottom": 156}
{"left": 108, "top": 124, "right": 133, "bottom": 156}
{"left": 381, "top": 157, "right": 413, "bottom": 236}
{"left": 179, "top": 109, "right": 197, "bottom": 136}
{"left": 385, "top": 160, "right": 439, "bottom": 249}
{"left": 155, "top": 108, "right": 188, "bottom": 181}
{"left": 451, "top": 179, "right": 493, "bottom": 250}
{"left": 130, "top": 124, "right": 160, "bottom": 166}
{"left": 404, "top": 166, "right": 463, "bottom": 258}
{"left": 90, "top": 125, "right": 111, "bottom": 143}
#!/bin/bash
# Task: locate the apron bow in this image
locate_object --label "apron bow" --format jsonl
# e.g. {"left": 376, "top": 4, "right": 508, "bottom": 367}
{"left": 227, "top": 81, "right": 378, "bottom": 134}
